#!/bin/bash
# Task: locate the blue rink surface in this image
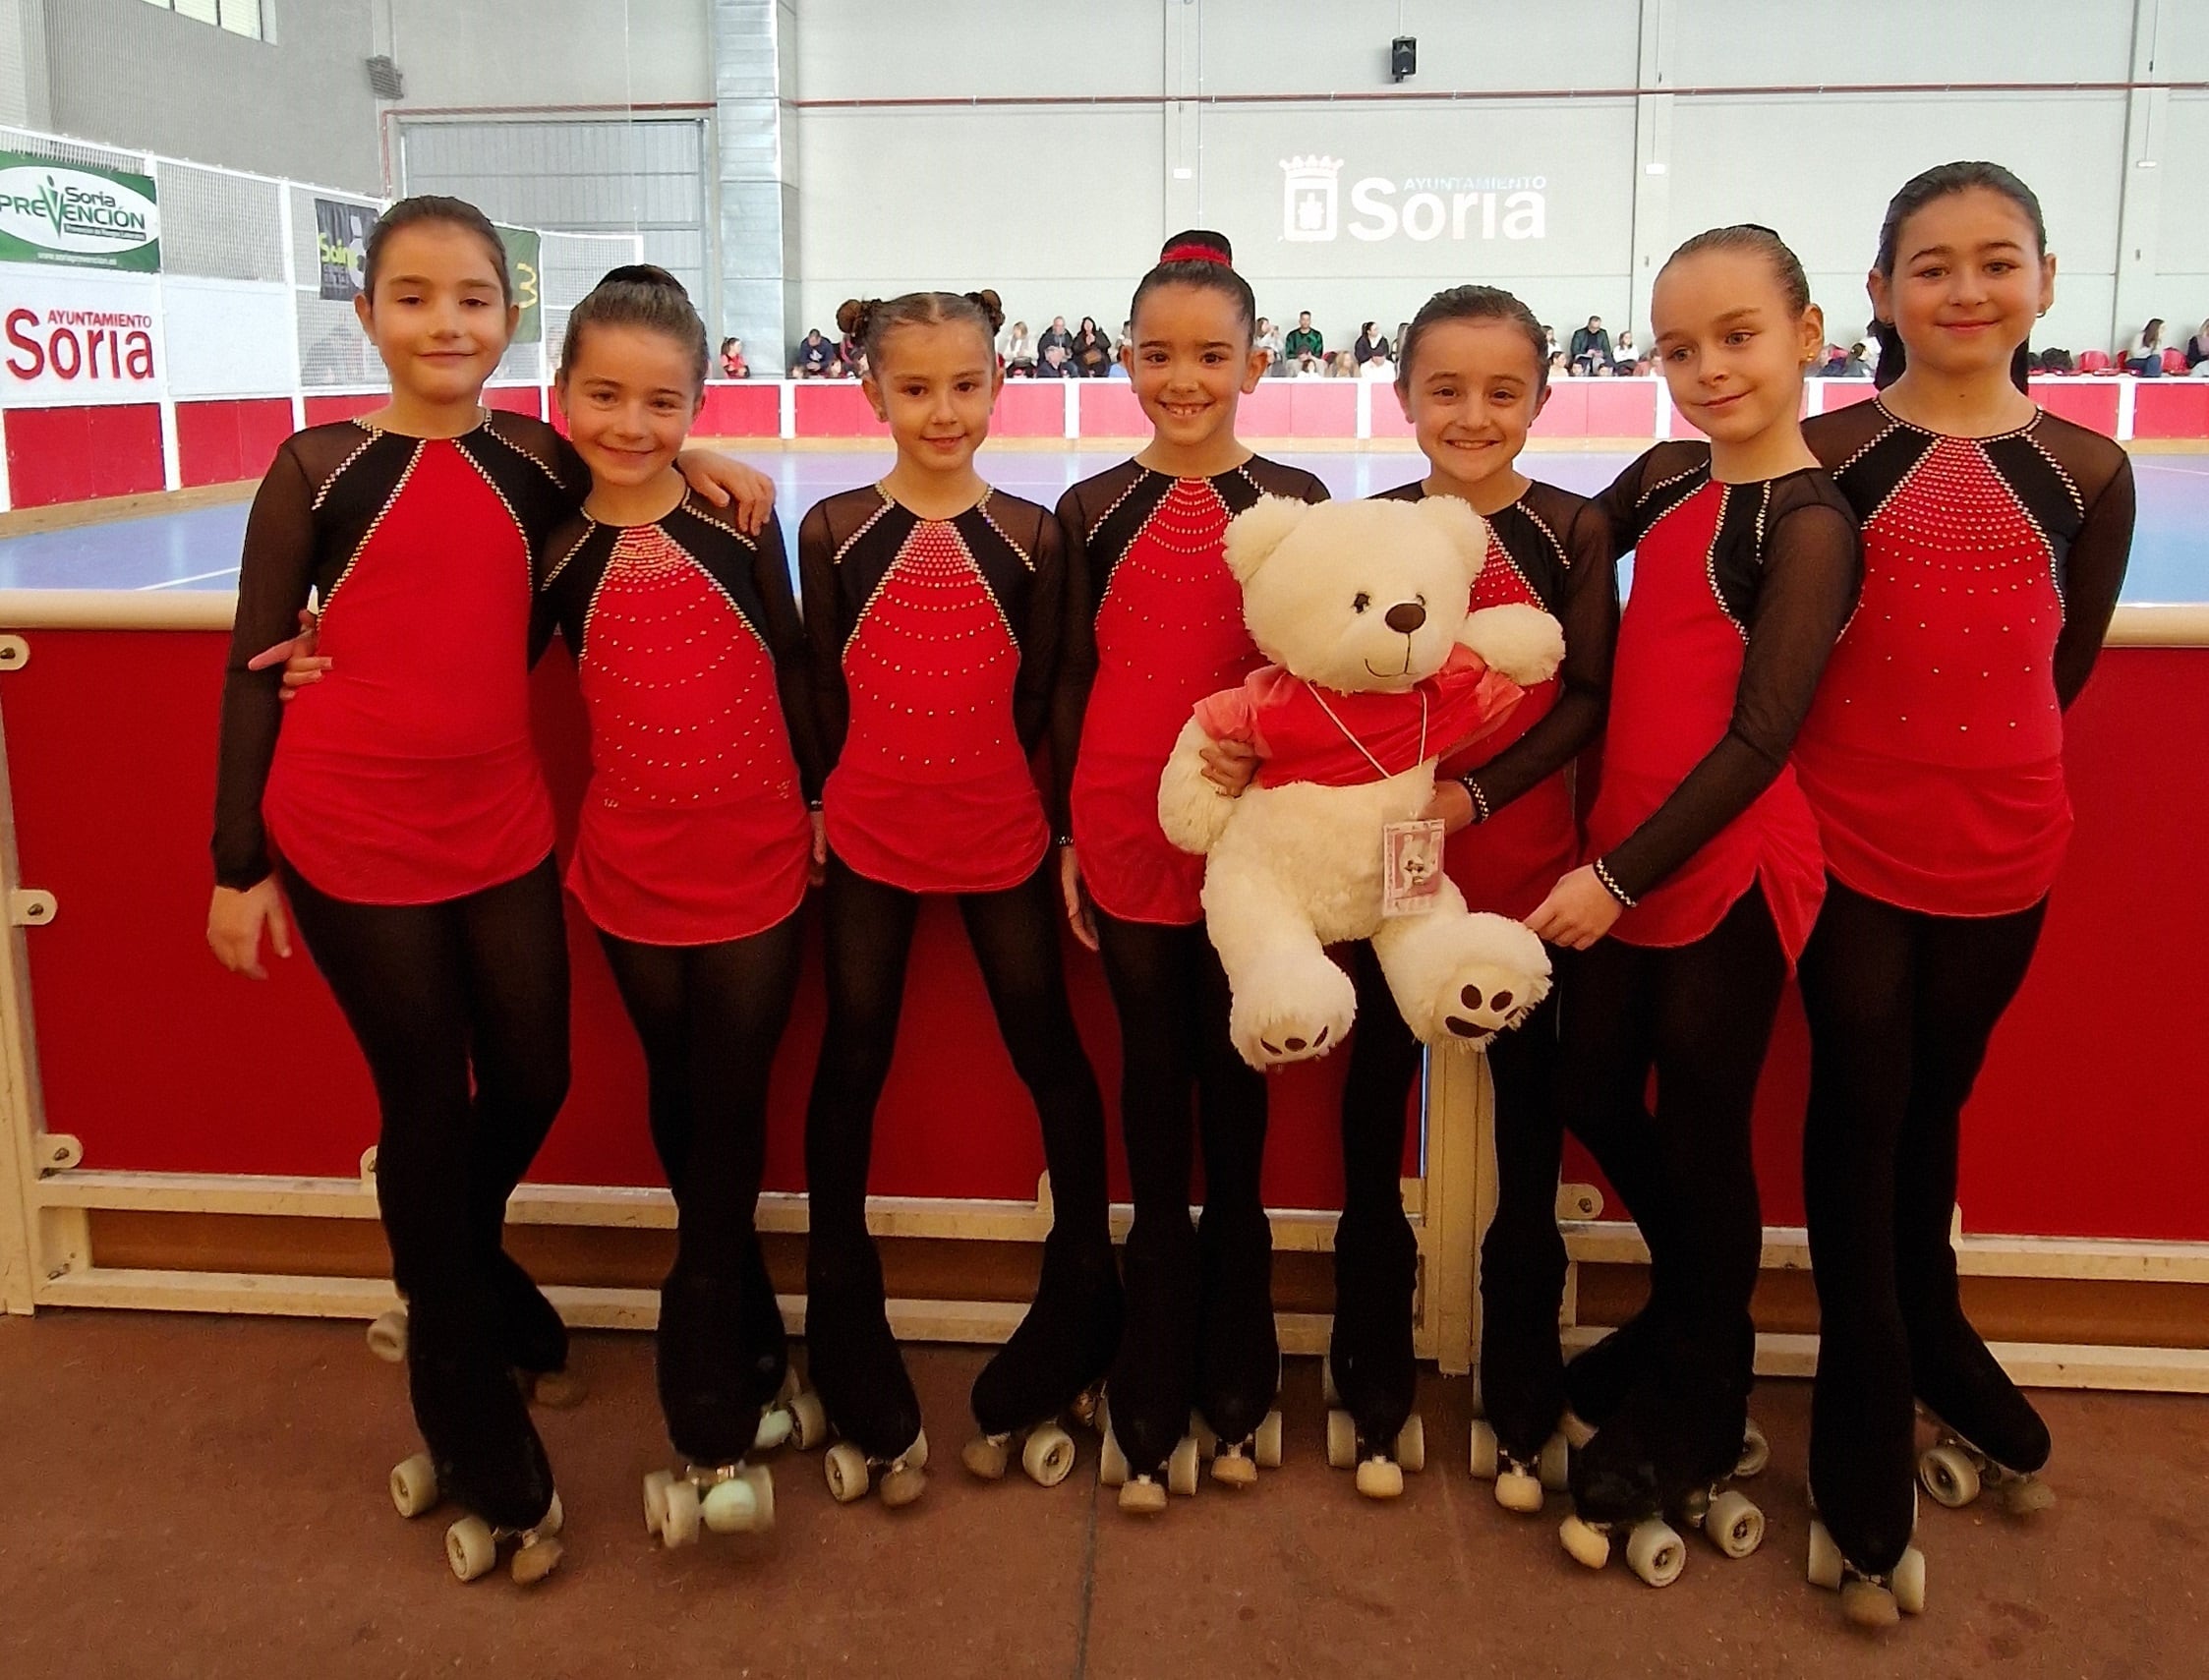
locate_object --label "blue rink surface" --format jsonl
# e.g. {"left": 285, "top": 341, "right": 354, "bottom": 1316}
{"left": 0, "top": 447, "right": 2202, "bottom": 605}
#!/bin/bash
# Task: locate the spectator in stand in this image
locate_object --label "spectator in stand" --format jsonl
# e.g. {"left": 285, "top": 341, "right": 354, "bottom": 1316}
{"left": 1359, "top": 343, "right": 1396, "bottom": 381}
{"left": 2186, "top": 318, "right": 2209, "bottom": 371}
{"left": 1813, "top": 345, "right": 1848, "bottom": 377}
{"left": 1003, "top": 319, "right": 1036, "bottom": 376}
{"left": 1284, "top": 310, "right": 1325, "bottom": 373}
{"left": 1253, "top": 317, "right": 1284, "bottom": 374}
{"left": 1074, "top": 315, "right": 1114, "bottom": 377}
{"left": 792, "top": 326, "right": 836, "bottom": 377}
{"left": 718, "top": 336, "right": 749, "bottom": 378}
{"left": 1038, "top": 315, "right": 1075, "bottom": 365}
{"left": 1613, "top": 328, "right": 1637, "bottom": 364}
{"left": 1327, "top": 350, "right": 1358, "bottom": 377}
{"left": 1548, "top": 349, "right": 1571, "bottom": 377}
{"left": 1034, "top": 342, "right": 1075, "bottom": 378}
{"left": 1116, "top": 319, "right": 1135, "bottom": 358}
{"left": 1839, "top": 341, "right": 1871, "bottom": 377}
{"left": 1353, "top": 320, "right": 1389, "bottom": 368}
{"left": 1541, "top": 323, "right": 1560, "bottom": 362}
{"left": 1568, "top": 314, "right": 1613, "bottom": 376}
{"left": 2122, "top": 318, "right": 2165, "bottom": 377}
{"left": 1863, "top": 319, "right": 1884, "bottom": 377}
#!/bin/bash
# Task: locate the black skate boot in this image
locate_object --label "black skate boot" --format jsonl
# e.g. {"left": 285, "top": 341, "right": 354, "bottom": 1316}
{"left": 1323, "top": 1205, "right": 1423, "bottom": 1499}
{"left": 1470, "top": 1181, "right": 1571, "bottom": 1514}
{"left": 736, "top": 1236, "right": 823, "bottom": 1455}
{"left": 364, "top": 1249, "right": 582, "bottom": 1409}
{"left": 804, "top": 1227, "right": 927, "bottom": 1508}
{"left": 1098, "top": 1211, "right": 1202, "bottom": 1515}
{"left": 639, "top": 1270, "right": 778, "bottom": 1549}
{"left": 1194, "top": 1201, "right": 1282, "bottom": 1487}
{"left": 1910, "top": 1306, "right": 2053, "bottom": 1517}
{"left": 964, "top": 1229, "right": 1124, "bottom": 1487}
{"left": 385, "top": 1292, "right": 564, "bottom": 1587}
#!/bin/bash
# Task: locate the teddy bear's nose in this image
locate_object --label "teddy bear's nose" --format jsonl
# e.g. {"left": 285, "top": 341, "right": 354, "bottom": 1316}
{"left": 1384, "top": 601, "right": 1427, "bottom": 634}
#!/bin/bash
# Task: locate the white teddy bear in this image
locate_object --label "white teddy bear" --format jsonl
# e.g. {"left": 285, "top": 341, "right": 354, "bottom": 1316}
{"left": 1156, "top": 493, "right": 1565, "bottom": 1070}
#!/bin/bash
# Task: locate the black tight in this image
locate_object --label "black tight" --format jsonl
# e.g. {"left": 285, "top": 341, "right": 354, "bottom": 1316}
{"left": 1554, "top": 889, "right": 1786, "bottom": 1517}
{"left": 600, "top": 916, "right": 802, "bottom": 1464}
{"left": 1800, "top": 876, "right": 2049, "bottom": 1572}
{"left": 1093, "top": 911, "right": 1274, "bottom": 1469}
{"left": 282, "top": 855, "right": 570, "bottom": 1527}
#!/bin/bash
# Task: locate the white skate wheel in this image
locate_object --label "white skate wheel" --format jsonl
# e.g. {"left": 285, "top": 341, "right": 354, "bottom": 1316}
{"left": 1841, "top": 1579, "right": 1900, "bottom": 1629}
{"left": 1920, "top": 1443, "right": 1980, "bottom": 1508}
{"left": 643, "top": 1468, "right": 673, "bottom": 1536}
{"left": 879, "top": 1463, "right": 926, "bottom": 1509}
{"left": 389, "top": 1453, "right": 438, "bottom": 1519}
{"left": 1806, "top": 1519, "right": 1844, "bottom": 1591}
{"left": 1495, "top": 1471, "right": 1543, "bottom": 1515}
{"left": 1210, "top": 1447, "right": 1258, "bottom": 1488}
{"left": 2005, "top": 1476, "right": 2055, "bottom": 1516}
{"left": 906, "top": 1428, "right": 929, "bottom": 1474}
{"left": 445, "top": 1515, "right": 497, "bottom": 1583}
{"left": 1167, "top": 1435, "right": 1201, "bottom": 1498}
{"left": 1396, "top": 1414, "right": 1425, "bottom": 1475}
{"left": 1326, "top": 1409, "right": 1356, "bottom": 1471}
{"left": 1538, "top": 1432, "right": 1571, "bottom": 1492}
{"left": 824, "top": 1442, "right": 870, "bottom": 1504}
{"left": 1098, "top": 1424, "right": 1130, "bottom": 1488}
{"left": 1355, "top": 1457, "right": 1405, "bottom": 1500}
{"left": 753, "top": 1407, "right": 793, "bottom": 1454}
{"left": 1254, "top": 1410, "right": 1284, "bottom": 1471}
{"left": 660, "top": 1478, "right": 701, "bottom": 1547}
{"left": 1626, "top": 1519, "right": 1685, "bottom": 1588}
{"left": 961, "top": 1433, "right": 1011, "bottom": 1481}
{"left": 1705, "top": 1489, "right": 1764, "bottom": 1559}
{"left": 538, "top": 1492, "right": 564, "bottom": 1540}
{"left": 1892, "top": 1544, "right": 1927, "bottom": 1615}
{"left": 1559, "top": 1514, "right": 1609, "bottom": 1571}
{"left": 788, "top": 1391, "right": 828, "bottom": 1452}
{"left": 510, "top": 1535, "right": 562, "bottom": 1587}
{"left": 1023, "top": 1424, "right": 1076, "bottom": 1489}
{"left": 366, "top": 1310, "right": 408, "bottom": 1364}
{"left": 1118, "top": 1477, "right": 1168, "bottom": 1516}
{"left": 702, "top": 1476, "right": 760, "bottom": 1535}
{"left": 1735, "top": 1419, "right": 1770, "bottom": 1478}
{"left": 1321, "top": 1356, "right": 1340, "bottom": 1408}
{"left": 1468, "top": 1419, "right": 1499, "bottom": 1480}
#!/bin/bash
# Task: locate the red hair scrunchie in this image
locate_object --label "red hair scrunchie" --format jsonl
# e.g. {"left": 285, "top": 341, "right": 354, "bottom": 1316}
{"left": 1162, "top": 242, "right": 1231, "bottom": 267}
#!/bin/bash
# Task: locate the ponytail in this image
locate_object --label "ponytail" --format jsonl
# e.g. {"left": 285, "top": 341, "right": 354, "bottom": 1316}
{"left": 1872, "top": 161, "right": 2045, "bottom": 395}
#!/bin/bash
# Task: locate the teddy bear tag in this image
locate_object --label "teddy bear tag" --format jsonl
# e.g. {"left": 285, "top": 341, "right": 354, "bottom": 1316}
{"left": 1382, "top": 818, "right": 1446, "bottom": 917}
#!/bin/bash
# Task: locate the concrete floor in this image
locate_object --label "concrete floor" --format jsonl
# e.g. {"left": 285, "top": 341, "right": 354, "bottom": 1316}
{"left": 0, "top": 1310, "right": 2201, "bottom": 1680}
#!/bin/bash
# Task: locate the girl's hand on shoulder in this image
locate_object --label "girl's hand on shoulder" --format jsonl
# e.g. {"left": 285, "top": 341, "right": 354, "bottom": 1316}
{"left": 677, "top": 450, "right": 776, "bottom": 535}
{"left": 1058, "top": 844, "right": 1099, "bottom": 953}
{"left": 1199, "top": 735, "right": 1260, "bottom": 796}
{"left": 206, "top": 879, "right": 293, "bottom": 979}
{"left": 1422, "top": 780, "right": 1475, "bottom": 835}
{"left": 1524, "top": 864, "right": 1623, "bottom": 951}
{"left": 808, "top": 810, "right": 828, "bottom": 888}
{"left": 248, "top": 608, "right": 328, "bottom": 704}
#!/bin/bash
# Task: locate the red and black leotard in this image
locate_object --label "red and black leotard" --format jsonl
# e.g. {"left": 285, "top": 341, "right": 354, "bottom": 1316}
{"left": 1587, "top": 442, "right": 1863, "bottom": 965}
{"left": 1797, "top": 401, "right": 2135, "bottom": 915}
{"left": 1371, "top": 479, "right": 1617, "bottom": 920}
{"left": 535, "top": 497, "right": 822, "bottom": 946}
{"left": 800, "top": 486, "right": 1065, "bottom": 895}
{"left": 1057, "top": 457, "right": 1329, "bottom": 926}
{"left": 214, "top": 413, "right": 584, "bottom": 903}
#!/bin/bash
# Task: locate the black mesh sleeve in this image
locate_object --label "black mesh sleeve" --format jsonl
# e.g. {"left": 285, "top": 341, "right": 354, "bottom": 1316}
{"left": 1050, "top": 486, "right": 1097, "bottom": 840}
{"left": 1598, "top": 499, "right": 1862, "bottom": 904}
{"left": 210, "top": 440, "right": 316, "bottom": 891}
{"left": 1013, "top": 508, "right": 1069, "bottom": 826}
{"left": 797, "top": 499, "right": 847, "bottom": 794}
{"left": 751, "top": 511, "right": 825, "bottom": 804}
{"left": 2054, "top": 451, "right": 2135, "bottom": 710}
{"left": 1462, "top": 499, "right": 1618, "bottom": 817}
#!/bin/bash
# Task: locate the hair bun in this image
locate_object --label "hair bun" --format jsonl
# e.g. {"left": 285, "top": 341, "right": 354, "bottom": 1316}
{"left": 964, "top": 288, "right": 1006, "bottom": 333}
{"left": 600, "top": 262, "right": 686, "bottom": 295}
{"left": 1160, "top": 229, "right": 1234, "bottom": 268}
{"left": 836, "top": 296, "right": 879, "bottom": 340}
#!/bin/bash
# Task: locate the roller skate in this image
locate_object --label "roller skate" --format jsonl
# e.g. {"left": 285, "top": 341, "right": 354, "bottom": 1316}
{"left": 804, "top": 1232, "right": 929, "bottom": 1509}
{"left": 1911, "top": 1320, "right": 2054, "bottom": 1516}
{"left": 1193, "top": 1204, "right": 1283, "bottom": 1489}
{"left": 389, "top": 1295, "right": 565, "bottom": 1586}
{"left": 734, "top": 1242, "right": 826, "bottom": 1455}
{"left": 1808, "top": 1493, "right": 1928, "bottom": 1629}
{"left": 963, "top": 1231, "right": 1123, "bottom": 1488}
{"left": 1468, "top": 1419, "right": 1569, "bottom": 1514}
{"left": 642, "top": 1461, "right": 776, "bottom": 1548}
{"left": 367, "top": 1250, "right": 584, "bottom": 1409}
{"left": 1560, "top": 1307, "right": 1769, "bottom": 1479}
{"left": 1097, "top": 1214, "right": 1203, "bottom": 1516}
{"left": 1322, "top": 1212, "right": 1423, "bottom": 1499}
{"left": 1467, "top": 1214, "right": 1571, "bottom": 1515}
{"left": 639, "top": 1270, "right": 783, "bottom": 1546}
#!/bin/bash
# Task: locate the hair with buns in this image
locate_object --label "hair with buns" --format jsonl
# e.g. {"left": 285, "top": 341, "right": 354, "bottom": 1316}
{"left": 558, "top": 262, "right": 709, "bottom": 392}
{"left": 363, "top": 194, "right": 511, "bottom": 305}
{"left": 1131, "top": 228, "right": 1255, "bottom": 344}
{"left": 837, "top": 289, "right": 1005, "bottom": 370}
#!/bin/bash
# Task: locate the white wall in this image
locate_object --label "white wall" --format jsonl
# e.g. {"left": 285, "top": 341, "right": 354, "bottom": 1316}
{"left": 386, "top": 0, "right": 713, "bottom": 109}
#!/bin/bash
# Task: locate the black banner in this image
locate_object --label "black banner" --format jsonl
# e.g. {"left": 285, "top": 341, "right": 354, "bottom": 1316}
{"left": 315, "top": 199, "right": 377, "bottom": 300}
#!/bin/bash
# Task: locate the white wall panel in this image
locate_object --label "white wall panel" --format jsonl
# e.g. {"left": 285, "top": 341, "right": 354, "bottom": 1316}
{"left": 793, "top": 0, "right": 1165, "bottom": 100}
{"left": 1665, "top": 0, "right": 2136, "bottom": 87}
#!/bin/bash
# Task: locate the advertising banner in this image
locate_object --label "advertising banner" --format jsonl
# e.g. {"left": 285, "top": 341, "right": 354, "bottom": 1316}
{"left": 0, "top": 149, "right": 161, "bottom": 272}
{"left": 314, "top": 198, "right": 377, "bottom": 300}
{"left": 497, "top": 223, "right": 542, "bottom": 344}
{"left": 1, "top": 264, "right": 165, "bottom": 404}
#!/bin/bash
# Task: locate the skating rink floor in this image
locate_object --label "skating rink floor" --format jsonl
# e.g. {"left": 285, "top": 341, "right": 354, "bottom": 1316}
{"left": 0, "top": 1311, "right": 2202, "bottom": 1679}
{"left": 1, "top": 445, "right": 2204, "bottom": 605}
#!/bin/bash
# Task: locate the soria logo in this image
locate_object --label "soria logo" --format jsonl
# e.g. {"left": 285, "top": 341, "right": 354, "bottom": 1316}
{"left": 0, "top": 162, "right": 161, "bottom": 265}
{"left": 1279, "top": 156, "right": 1547, "bottom": 244}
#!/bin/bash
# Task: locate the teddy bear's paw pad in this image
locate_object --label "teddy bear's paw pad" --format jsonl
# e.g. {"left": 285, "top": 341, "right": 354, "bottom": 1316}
{"left": 1436, "top": 966, "right": 1547, "bottom": 1047}
{"left": 1233, "top": 1005, "right": 1354, "bottom": 1070}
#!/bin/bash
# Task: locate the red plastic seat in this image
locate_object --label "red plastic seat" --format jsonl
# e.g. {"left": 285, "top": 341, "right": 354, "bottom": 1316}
{"left": 2162, "top": 348, "right": 2189, "bottom": 375}
{"left": 2077, "top": 349, "right": 2113, "bottom": 375}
